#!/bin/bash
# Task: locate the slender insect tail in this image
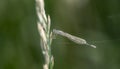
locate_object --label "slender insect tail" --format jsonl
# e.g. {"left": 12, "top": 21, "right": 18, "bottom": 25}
{"left": 86, "top": 43, "right": 96, "bottom": 48}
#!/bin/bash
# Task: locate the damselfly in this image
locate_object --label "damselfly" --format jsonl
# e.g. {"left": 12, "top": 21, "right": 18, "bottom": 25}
{"left": 53, "top": 29, "right": 96, "bottom": 48}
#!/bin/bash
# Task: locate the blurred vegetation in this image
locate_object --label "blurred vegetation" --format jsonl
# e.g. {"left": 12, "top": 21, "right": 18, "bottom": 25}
{"left": 0, "top": 0, "right": 120, "bottom": 69}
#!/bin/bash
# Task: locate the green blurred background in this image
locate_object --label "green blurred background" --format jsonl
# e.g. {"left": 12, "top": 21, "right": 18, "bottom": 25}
{"left": 0, "top": 0, "right": 120, "bottom": 69}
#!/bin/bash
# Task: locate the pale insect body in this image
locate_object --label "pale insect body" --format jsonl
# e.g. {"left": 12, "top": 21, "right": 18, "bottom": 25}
{"left": 53, "top": 29, "right": 96, "bottom": 48}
